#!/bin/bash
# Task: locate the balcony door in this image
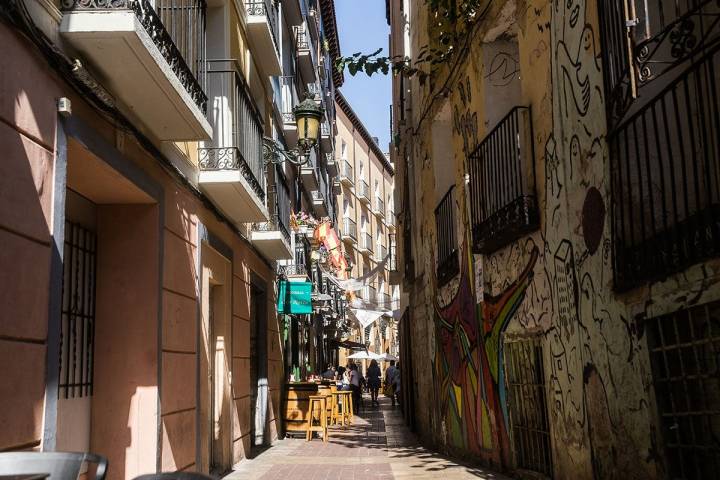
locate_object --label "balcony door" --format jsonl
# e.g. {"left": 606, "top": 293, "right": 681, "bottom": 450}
{"left": 249, "top": 278, "right": 269, "bottom": 451}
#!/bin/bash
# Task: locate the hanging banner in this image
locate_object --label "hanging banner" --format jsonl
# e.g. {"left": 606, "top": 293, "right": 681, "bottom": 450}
{"left": 315, "top": 221, "right": 349, "bottom": 279}
{"left": 350, "top": 308, "right": 389, "bottom": 329}
{"left": 277, "top": 280, "right": 312, "bottom": 314}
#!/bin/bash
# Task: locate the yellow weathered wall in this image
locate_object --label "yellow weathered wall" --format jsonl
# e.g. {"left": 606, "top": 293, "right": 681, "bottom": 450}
{"left": 396, "top": 0, "right": 720, "bottom": 477}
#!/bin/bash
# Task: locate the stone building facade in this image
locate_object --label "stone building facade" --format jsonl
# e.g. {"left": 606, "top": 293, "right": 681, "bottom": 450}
{"left": 388, "top": 0, "right": 720, "bottom": 478}
{"left": 0, "top": 0, "right": 341, "bottom": 477}
{"left": 333, "top": 92, "right": 399, "bottom": 366}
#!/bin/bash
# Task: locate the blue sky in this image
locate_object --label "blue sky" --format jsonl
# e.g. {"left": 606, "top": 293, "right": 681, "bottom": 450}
{"left": 335, "top": 0, "right": 391, "bottom": 151}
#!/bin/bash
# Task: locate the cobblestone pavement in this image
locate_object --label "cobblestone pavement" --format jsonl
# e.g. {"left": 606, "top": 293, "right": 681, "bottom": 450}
{"left": 226, "top": 394, "right": 511, "bottom": 480}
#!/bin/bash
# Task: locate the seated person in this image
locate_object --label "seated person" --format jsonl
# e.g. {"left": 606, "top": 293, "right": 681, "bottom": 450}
{"left": 321, "top": 364, "right": 335, "bottom": 379}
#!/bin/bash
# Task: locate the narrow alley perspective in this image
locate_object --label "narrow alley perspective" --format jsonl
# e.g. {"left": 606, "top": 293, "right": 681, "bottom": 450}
{"left": 2, "top": 0, "right": 720, "bottom": 479}
{"left": 229, "top": 395, "right": 509, "bottom": 480}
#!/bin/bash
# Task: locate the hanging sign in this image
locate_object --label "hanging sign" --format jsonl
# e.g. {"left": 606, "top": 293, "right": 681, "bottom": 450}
{"left": 277, "top": 281, "right": 313, "bottom": 314}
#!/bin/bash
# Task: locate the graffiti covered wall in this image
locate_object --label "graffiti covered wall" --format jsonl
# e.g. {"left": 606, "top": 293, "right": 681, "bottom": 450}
{"left": 397, "top": 0, "right": 720, "bottom": 477}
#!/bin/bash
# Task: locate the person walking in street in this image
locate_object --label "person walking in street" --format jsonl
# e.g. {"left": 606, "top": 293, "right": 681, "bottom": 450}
{"left": 349, "top": 363, "right": 362, "bottom": 411}
{"left": 367, "top": 359, "right": 382, "bottom": 407}
{"left": 393, "top": 363, "right": 402, "bottom": 407}
{"left": 385, "top": 360, "right": 398, "bottom": 406}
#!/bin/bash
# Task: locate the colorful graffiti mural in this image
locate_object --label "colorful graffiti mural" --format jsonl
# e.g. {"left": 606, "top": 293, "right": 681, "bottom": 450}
{"left": 434, "top": 242, "right": 539, "bottom": 464}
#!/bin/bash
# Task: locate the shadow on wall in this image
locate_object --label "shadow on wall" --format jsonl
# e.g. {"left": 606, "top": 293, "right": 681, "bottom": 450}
{"left": 0, "top": 23, "right": 60, "bottom": 452}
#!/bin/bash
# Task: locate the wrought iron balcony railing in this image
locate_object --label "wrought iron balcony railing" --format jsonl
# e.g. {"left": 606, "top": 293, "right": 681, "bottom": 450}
{"left": 388, "top": 234, "right": 397, "bottom": 271}
{"left": 376, "top": 244, "right": 387, "bottom": 263}
{"left": 279, "top": 76, "right": 299, "bottom": 124}
{"left": 342, "top": 218, "right": 357, "bottom": 240}
{"left": 610, "top": 45, "right": 720, "bottom": 291}
{"left": 253, "top": 164, "right": 290, "bottom": 241}
{"left": 294, "top": 24, "right": 310, "bottom": 50}
{"left": 358, "top": 180, "right": 370, "bottom": 202}
{"left": 435, "top": 186, "right": 459, "bottom": 286}
{"left": 245, "top": 0, "right": 280, "bottom": 57}
{"left": 468, "top": 106, "right": 538, "bottom": 254}
{"left": 340, "top": 160, "right": 354, "bottom": 184}
{"left": 61, "top": 0, "right": 208, "bottom": 112}
{"left": 199, "top": 60, "right": 264, "bottom": 201}
{"left": 375, "top": 197, "right": 385, "bottom": 216}
{"left": 362, "top": 232, "right": 374, "bottom": 254}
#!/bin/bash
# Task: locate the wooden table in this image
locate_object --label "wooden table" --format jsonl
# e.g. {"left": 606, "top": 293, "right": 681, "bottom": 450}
{"left": 283, "top": 382, "right": 319, "bottom": 436}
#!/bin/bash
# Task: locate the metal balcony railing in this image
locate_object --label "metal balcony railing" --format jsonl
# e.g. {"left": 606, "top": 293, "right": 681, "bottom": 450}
{"left": 610, "top": 45, "right": 720, "bottom": 291}
{"left": 62, "top": 0, "right": 208, "bottom": 112}
{"left": 435, "top": 186, "right": 459, "bottom": 286}
{"left": 245, "top": 0, "right": 280, "bottom": 57}
{"left": 279, "top": 76, "right": 299, "bottom": 124}
{"left": 340, "top": 161, "right": 354, "bottom": 183}
{"left": 343, "top": 218, "right": 357, "bottom": 240}
{"left": 321, "top": 120, "right": 331, "bottom": 137}
{"left": 375, "top": 197, "right": 385, "bottom": 215}
{"left": 254, "top": 164, "right": 290, "bottom": 241}
{"left": 362, "top": 232, "right": 374, "bottom": 254}
{"left": 388, "top": 234, "right": 397, "bottom": 271}
{"left": 468, "top": 106, "right": 538, "bottom": 254}
{"left": 200, "top": 60, "right": 264, "bottom": 201}
{"left": 359, "top": 180, "right": 370, "bottom": 201}
{"left": 376, "top": 244, "right": 387, "bottom": 263}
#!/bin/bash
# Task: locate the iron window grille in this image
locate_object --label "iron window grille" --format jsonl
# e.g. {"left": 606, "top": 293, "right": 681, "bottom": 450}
{"left": 59, "top": 222, "right": 97, "bottom": 398}
{"left": 468, "top": 106, "right": 538, "bottom": 255}
{"left": 646, "top": 300, "right": 720, "bottom": 479}
{"left": 599, "top": 0, "right": 720, "bottom": 290}
{"left": 254, "top": 164, "right": 290, "bottom": 242}
{"left": 434, "top": 186, "right": 459, "bottom": 286}
{"left": 62, "top": 0, "right": 208, "bottom": 112}
{"left": 608, "top": 46, "right": 720, "bottom": 291}
{"left": 199, "top": 60, "right": 265, "bottom": 202}
{"left": 503, "top": 335, "right": 553, "bottom": 477}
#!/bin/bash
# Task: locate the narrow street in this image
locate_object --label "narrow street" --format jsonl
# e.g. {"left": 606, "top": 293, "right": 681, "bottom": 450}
{"left": 229, "top": 394, "right": 510, "bottom": 480}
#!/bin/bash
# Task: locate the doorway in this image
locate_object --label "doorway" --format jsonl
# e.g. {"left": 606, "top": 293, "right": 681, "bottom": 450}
{"left": 249, "top": 278, "right": 268, "bottom": 451}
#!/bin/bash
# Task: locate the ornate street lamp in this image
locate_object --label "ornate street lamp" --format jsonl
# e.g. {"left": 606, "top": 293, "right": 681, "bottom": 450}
{"left": 263, "top": 94, "right": 323, "bottom": 166}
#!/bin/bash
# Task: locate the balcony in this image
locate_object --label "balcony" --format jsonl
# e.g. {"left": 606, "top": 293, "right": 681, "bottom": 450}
{"left": 610, "top": 48, "right": 720, "bottom": 291}
{"left": 294, "top": 24, "right": 316, "bottom": 82}
{"left": 376, "top": 244, "right": 387, "bottom": 263}
{"left": 359, "top": 232, "right": 374, "bottom": 256}
{"left": 325, "top": 153, "right": 338, "bottom": 177}
{"left": 386, "top": 210, "right": 396, "bottom": 230}
{"left": 279, "top": 236, "right": 311, "bottom": 281}
{"left": 198, "top": 61, "right": 267, "bottom": 223}
{"left": 332, "top": 179, "right": 342, "bottom": 195}
{"left": 378, "top": 292, "right": 391, "bottom": 310}
{"left": 435, "top": 186, "right": 459, "bottom": 286}
{"left": 279, "top": 76, "right": 300, "bottom": 145}
{"left": 308, "top": 82, "right": 322, "bottom": 105}
{"left": 359, "top": 285, "right": 376, "bottom": 304}
{"left": 320, "top": 120, "right": 332, "bottom": 150}
{"left": 358, "top": 180, "right": 371, "bottom": 205}
{"left": 469, "top": 106, "right": 539, "bottom": 254}
{"left": 244, "top": 0, "right": 281, "bottom": 75}
{"left": 373, "top": 197, "right": 385, "bottom": 219}
{"left": 282, "top": 0, "right": 305, "bottom": 25}
{"left": 60, "top": 0, "right": 211, "bottom": 140}
{"left": 339, "top": 161, "right": 354, "bottom": 186}
{"left": 342, "top": 218, "right": 357, "bottom": 243}
{"left": 300, "top": 150, "right": 319, "bottom": 191}
{"left": 312, "top": 189, "right": 327, "bottom": 217}
{"left": 251, "top": 166, "right": 292, "bottom": 260}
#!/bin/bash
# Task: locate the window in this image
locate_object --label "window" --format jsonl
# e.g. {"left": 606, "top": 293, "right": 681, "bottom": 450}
{"left": 503, "top": 335, "right": 553, "bottom": 476}
{"left": 60, "top": 222, "right": 97, "bottom": 398}
{"left": 341, "top": 140, "right": 347, "bottom": 160}
{"left": 646, "top": 301, "right": 720, "bottom": 479}
{"left": 435, "top": 186, "right": 459, "bottom": 286}
{"left": 599, "top": 0, "right": 720, "bottom": 290}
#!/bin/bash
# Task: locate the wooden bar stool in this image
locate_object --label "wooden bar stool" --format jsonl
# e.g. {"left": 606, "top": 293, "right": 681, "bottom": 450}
{"left": 306, "top": 395, "right": 328, "bottom": 442}
{"left": 331, "top": 391, "right": 344, "bottom": 426}
{"left": 338, "top": 390, "right": 354, "bottom": 425}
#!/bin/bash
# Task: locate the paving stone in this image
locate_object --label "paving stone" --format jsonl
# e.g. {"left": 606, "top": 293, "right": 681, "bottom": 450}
{"left": 226, "top": 394, "right": 512, "bottom": 479}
